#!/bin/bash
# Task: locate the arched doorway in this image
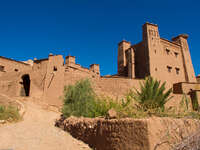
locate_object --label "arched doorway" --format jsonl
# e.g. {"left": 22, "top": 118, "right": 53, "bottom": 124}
{"left": 21, "top": 74, "right": 30, "bottom": 96}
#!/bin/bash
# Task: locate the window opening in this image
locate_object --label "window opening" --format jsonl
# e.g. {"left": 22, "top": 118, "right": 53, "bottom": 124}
{"left": 166, "top": 49, "right": 170, "bottom": 55}
{"left": 0, "top": 65, "right": 5, "bottom": 71}
{"left": 175, "top": 67, "right": 180, "bottom": 74}
{"left": 167, "top": 66, "right": 172, "bottom": 73}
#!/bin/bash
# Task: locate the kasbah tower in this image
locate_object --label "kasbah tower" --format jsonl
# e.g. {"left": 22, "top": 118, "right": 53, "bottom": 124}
{"left": 118, "top": 22, "right": 196, "bottom": 84}
{"left": 0, "top": 22, "right": 200, "bottom": 110}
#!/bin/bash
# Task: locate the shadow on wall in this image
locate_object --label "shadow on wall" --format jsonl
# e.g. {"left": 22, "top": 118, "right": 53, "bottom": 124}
{"left": 20, "top": 74, "right": 31, "bottom": 97}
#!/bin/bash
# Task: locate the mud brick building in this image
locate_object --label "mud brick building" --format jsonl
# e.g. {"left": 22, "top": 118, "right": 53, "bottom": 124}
{"left": 0, "top": 22, "right": 199, "bottom": 109}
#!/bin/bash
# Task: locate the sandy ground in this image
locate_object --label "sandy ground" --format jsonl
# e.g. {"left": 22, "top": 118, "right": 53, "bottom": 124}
{"left": 0, "top": 100, "right": 91, "bottom": 150}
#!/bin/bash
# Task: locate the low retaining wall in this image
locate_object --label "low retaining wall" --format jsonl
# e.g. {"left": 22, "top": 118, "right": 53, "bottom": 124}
{"left": 56, "top": 116, "right": 200, "bottom": 150}
{"left": 56, "top": 116, "right": 149, "bottom": 150}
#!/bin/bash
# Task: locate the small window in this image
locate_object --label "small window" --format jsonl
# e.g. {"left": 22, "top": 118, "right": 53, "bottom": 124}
{"left": 166, "top": 49, "right": 170, "bottom": 55}
{"left": 14, "top": 69, "right": 19, "bottom": 72}
{"left": 0, "top": 65, "right": 5, "bottom": 71}
{"left": 154, "top": 50, "right": 156, "bottom": 54}
{"left": 175, "top": 67, "right": 180, "bottom": 74}
{"left": 155, "top": 68, "right": 157, "bottom": 71}
{"left": 167, "top": 66, "right": 172, "bottom": 73}
{"left": 53, "top": 66, "right": 57, "bottom": 71}
{"left": 174, "top": 52, "right": 178, "bottom": 58}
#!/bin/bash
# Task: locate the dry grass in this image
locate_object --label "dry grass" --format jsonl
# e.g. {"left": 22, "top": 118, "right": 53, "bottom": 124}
{"left": 0, "top": 105, "right": 20, "bottom": 122}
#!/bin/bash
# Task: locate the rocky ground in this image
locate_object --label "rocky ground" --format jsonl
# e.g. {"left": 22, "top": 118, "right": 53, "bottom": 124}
{"left": 0, "top": 97, "right": 91, "bottom": 150}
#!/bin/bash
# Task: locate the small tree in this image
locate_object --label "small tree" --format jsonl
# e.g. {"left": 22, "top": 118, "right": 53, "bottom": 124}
{"left": 131, "top": 76, "right": 173, "bottom": 111}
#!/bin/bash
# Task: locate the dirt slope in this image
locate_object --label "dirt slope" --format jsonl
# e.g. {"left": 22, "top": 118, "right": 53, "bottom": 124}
{"left": 0, "top": 100, "right": 91, "bottom": 150}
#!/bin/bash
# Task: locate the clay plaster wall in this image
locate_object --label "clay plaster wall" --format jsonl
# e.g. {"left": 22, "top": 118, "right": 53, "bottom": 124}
{"left": 0, "top": 70, "right": 44, "bottom": 98}
{"left": 93, "top": 77, "right": 141, "bottom": 99}
{"left": 43, "top": 55, "right": 65, "bottom": 106}
{"left": 65, "top": 63, "right": 100, "bottom": 77}
{"left": 118, "top": 23, "right": 197, "bottom": 87}
{"left": 118, "top": 41, "right": 131, "bottom": 76}
{"left": 56, "top": 117, "right": 150, "bottom": 150}
{"left": 0, "top": 71, "right": 5, "bottom": 77}
{"left": 148, "top": 38, "right": 186, "bottom": 85}
{"left": 56, "top": 117, "right": 200, "bottom": 150}
{"left": 0, "top": 56, "right": 31, "bottom": 73}
{"left": 142, "top": 23, "right": 187, "bottom": 86}
{"left": 133, "top": 41, "right": 149, "bottom": 78}
{"left": 0, "top": 80, "right": 18, "bottom": 97}
{"left": 64, "top": 68, "right": 142, "bottom": 100}
{"left": 172, "top": 36, "right": 196, "bottom": 82}
{"left": 0, "top": 54, "right": 102, "bottom": 106}
{"left": 33, "top": 59, "right": 48, "bottom": 72}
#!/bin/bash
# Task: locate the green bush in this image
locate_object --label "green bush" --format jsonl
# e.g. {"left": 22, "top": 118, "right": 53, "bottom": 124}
{"left": 130, "top": 76, "right": 173, "bottom": 111}
{"left": 62, "top": 79, "right": 113, "bottom": 118}
{"left": 61, "top": 77, "right": 174, "bottom": 118}
{"left": 61, "top": 78, "right": 200, "bottom": 119}
{"left": 0, "top": 105, "right": 20, "bottom": 121}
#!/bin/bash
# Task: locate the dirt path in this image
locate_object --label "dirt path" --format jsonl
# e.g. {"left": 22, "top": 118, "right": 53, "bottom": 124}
{"left": 0, "top": 100, "right": 91, "bottom": 150}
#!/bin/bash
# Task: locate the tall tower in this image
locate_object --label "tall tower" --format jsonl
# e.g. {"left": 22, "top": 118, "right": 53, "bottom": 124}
{"left": 172, "top": 34, "right": 196, "bottom": 82}
{"left": 118, "top": 40, "right": 131, "bottom": 76}
{"left": 126, "top": 48, "right": 135, "bottom": 78}
{"left": 142, "top": 22, "right": 162, "bottom": 78}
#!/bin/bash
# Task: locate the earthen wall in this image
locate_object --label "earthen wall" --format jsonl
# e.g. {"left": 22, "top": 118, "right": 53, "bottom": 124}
{"left": 133, "top": 41, "right": 149, "bottom": 78}
{"left": 33, "top": 59, "right": 48, "bottom": 72}
{"left": 43, "top": 55, "right": 65, "bottom": 106}
{"left": 0, "top": 56, "right": 31, "bottom": 73}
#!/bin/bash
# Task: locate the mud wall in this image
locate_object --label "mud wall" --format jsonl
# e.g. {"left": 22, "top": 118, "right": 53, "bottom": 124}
{"left": 0, "top": 56, "right": 31, "bottom": 73}
{"left": 56, "top": 117, "right": 149, "bottom": 150}
{"left": 0, "top": 70, "right": 45, "bottom": 98}
{"left": 64, "top": 67, "right": 142, "bottom": 98}
{"left": 56, "top": 117, "right": 200, "bottom": 150}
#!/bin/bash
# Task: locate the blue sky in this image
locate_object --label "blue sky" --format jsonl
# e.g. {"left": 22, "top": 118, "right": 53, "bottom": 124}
{"left": 0, "top": 0, "right": 199, "bottom": 75}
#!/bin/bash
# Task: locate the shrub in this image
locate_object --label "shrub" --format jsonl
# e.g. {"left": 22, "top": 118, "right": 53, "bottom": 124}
{"left": 62, "top": 79, "right": 112, "bottom": 118}
{"left": 0, "top": 105, "right": 20, "bottom": 121}
{"left": 130, "top": 76, "right": 173, "bottom": 111}
{"left": 62, "top": 77, "right": 175, "bottom": 118}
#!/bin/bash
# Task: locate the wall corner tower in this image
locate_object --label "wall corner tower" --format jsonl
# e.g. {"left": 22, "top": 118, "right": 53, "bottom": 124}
{"left": 118, "top": 40, "right": 131, "bottom": 76}
{"left": 172, "top": 34, "right": 196, "bottom": 82}
{"left": 142, "top": 22, "right": 162, "bottom": 78}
